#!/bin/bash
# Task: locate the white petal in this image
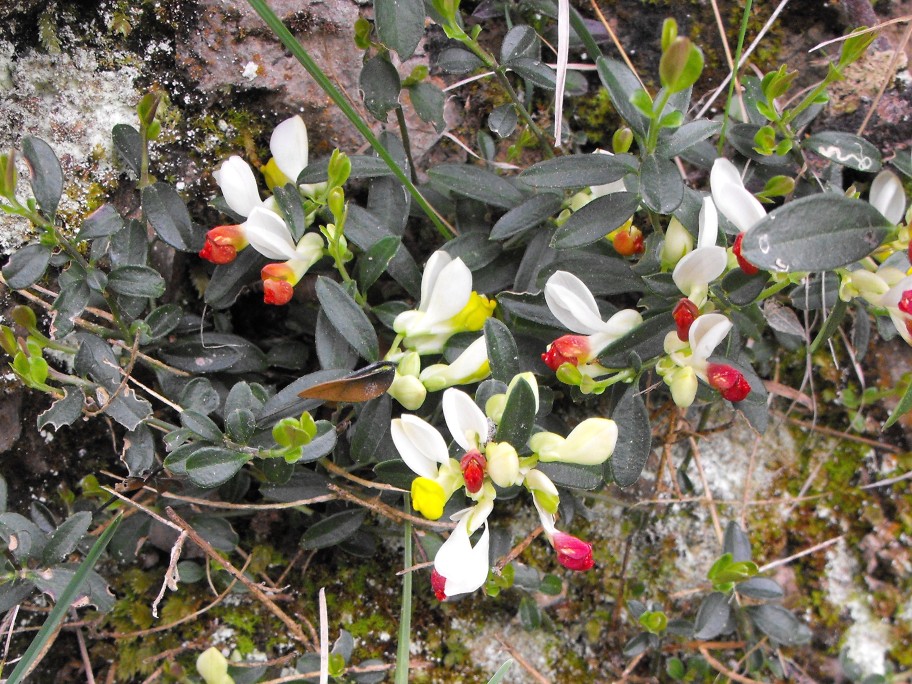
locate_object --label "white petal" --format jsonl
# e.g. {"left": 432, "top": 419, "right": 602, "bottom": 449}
{"left": 673, "top": 247, "right": 727, "bottom": 295}
{"left": 213, "top": 156, "right": 261, "bottom": 217}
{"left": 287, "top": 233, "right": 325, "bottom": 278}
{"left": 532, "top": 497, "right": 558, "bottom": 536}
{"left": 439, "top": 337, "right": 489, "bottom": 381}
{"left": 545, "top": 271, "right": 609, "bottom": 334}
{"left": 870, "top": 170, "right": 906, "bottom": 225}
{"left": 421, "top": 257, "right": 472, "bottom": 325}
{"left": 602, "top": 308, "right": 643, "bottom": 337}
{"left": 419, "top": 251, "right": 453, "bottom": 310}
{"left": 243, "top": 207, "right": 297, "bottom": 261}
{"left": 889, "top": 311, "right": 912, "bottom": 345}
{"left": 442, "top": 388, "right": 490, "bottom": 452}
{"left": 697, "top": 197, "right": 719, "bottom": 250}
{"left": 435, "top": 517, "right": 490, "bottom": 597}
{"left": 710, "top": 157, "right": 744, "bottom": 189}
{"left": 270, "top": 115, "right": 309, "bottom": 183}
{"left": 689, "top": 313, "right": 732, "bottom": 363}
{"left": 710, "top": 159, "right": 766, "bottom": 233}
{"left": 390, "top": 415, "right": 449, "bottom": 478}
{"left": 881, "top": 275, "right": 912, "bottom": 308}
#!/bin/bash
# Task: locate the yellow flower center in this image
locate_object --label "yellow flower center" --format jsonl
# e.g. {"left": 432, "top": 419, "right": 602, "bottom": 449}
{"left": 411, "top": 477, "right": 446, "bottom": 520}
{"left": 449, "top": 292, "right": 495, "bottom": 331}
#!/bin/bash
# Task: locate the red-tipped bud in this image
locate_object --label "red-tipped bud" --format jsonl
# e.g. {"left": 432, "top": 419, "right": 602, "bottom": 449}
{"left": 551, "top": 531, "right": 594, "bottom": 571}
{"left": 460, "top": 450, "right": 487, "bottom": 494}
{"left": 199, "top": 225, "right": 245, "bottom": 265}
{"left": 732, "top": 233, "right": 759, "bottom": 275}
{"left": 541, "top": 335, "right": 590, "bottom": 371}
{"left": 707, "top": 363, "right": 751, "bottom": 402}
{"left": 613, "top": 225, "right": 644, "bottom": 257}
{"left": 261, "top": 263, "right": 296, "bottom": 305}
{"left": 430, "top": 569, "right": 447, "bottom": 601}
{"left": 899, "top": 289, "right": 912, "bottom": 317}
{"left": 672, "top": 298, "right": 700, "bottom": 341}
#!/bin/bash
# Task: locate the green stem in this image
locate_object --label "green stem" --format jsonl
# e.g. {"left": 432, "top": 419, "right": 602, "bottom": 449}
{"left": 139, "top": 127, "right": 151, "bottom": 189}
{"left": 246, "top": 0, "right": 455, "bottom": 240}
{"left": 779, "top": 78, "right": 832, "bottom": 129}
{"left": 753, "top": 277, "right": 793, "bottom": 303}
{"left": 717, "top": 0, "right": 753, "bottom": 153}
{"left": 645, "top": 89, "right": 672, "bottom": 152}
{"left": 394, "top": 494, "right": 413, "bottom": 684}
{"left": 395, "top": 105, "right": 419, "bottom": 185}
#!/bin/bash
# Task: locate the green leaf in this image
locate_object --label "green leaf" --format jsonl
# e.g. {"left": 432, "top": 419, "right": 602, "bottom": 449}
{"left": 408, "top": 82, "right": 446, "bottom": 132}
{"left": 301, "top": 510, "right": 366, "bottom": 550}
{"left": 76, "top": 204, "right": 124, "bottom": 241}
{"left": 484, "top": 318, "right": 520, "bottom": 383}
{"left": 745, "top": 604, "right": 811, "bottom": 645}
{"left": 501, "top": 25, "right": 539, "bottom": 63}
{"left": 142, "top": 182, "right": 202, "bottom": 252}
{"left": 143, "top": 304, "right": 182, "bottom": 341}
{"left": 659, "top": 38, "right": 703, "bottom": 93}
{"left": 106, "top": 265, "right": 166, "bottom": 298}
{"left": 488, "top": 104, "right": 518, "bottom": 139}
{"left": 181, "top": 410, "right": 223, "bottom": 443}
{"left": 722, "top": 521, "right": 752, "bottom": 562}
{"left": 737, "top": 577, "right": 783, "bottom": 600}
{"left": 495, "top": 378, "right": 536, "bottom": 447}
{"left": 490, "top": 193, "right": 562, "bottom": 240}
{"left": 740, "top": 195, "right": 891, "bottom": 272}
{"left": 300, "top": 155, "right": 397, "bottom": 184}
{"left": 51, "top": 280, "right": 91, "bottom": 337}
{"left": 597, "top": 313, "right": 674, "bottom": 367}
{"left": 803, "top": 131, "right": 882, "bottom": 172}
{"left": 551, "top": 192, "right": 640, "bottom": 249}
{"left": 435, "top": 47, "right": 483, "bottom": 74}
{"left": 185, "top": 447, "right": 249, "bottom": 489}
{"left": 639, "top": 155, "right": 684, "bottom": 213}
{"left": 656, "top": 120, "right": 722, "bottom": 158}
{"left": 374, "top": 0, "right": 425, "bottom": 60}
{"left": 543, "top": 253, "right": 644, "bottom": 296}
{"left": 536, "top": 461, "right": 602, "bottom": 489}
{"left": 37, "top": 387, "right": 84, "bottom": 432}
{"left": 441, "top": 231, "right": 502, "bottom": 271}
{"left": 809, "top": 297, "right": 848, "bottom": 353}
{"left": 41, "top": 512, "right": 92, "bottom": 565}
{"left": 3, "top": 243, "right": 52, "bottom": 289}
{"left": 315, "top": 277, "right": 379, "bottom": 362}
{"left": 22, "top": 136, "right": 63, "bottom": 219}
{"left": 596, "top": 57, "right": 648, "bottom": 136}
{"left": 356, "top": 235, "right": 400, "bottom": 291}
{"left": 109, "top": 219, "right": 149, "bottom": 268}
{"left": 508, "top": 58, "right": 556, "bottom": 90}
{"left": 428, "top": 164, "right": 523, "bottom": 209}
{"left": 122, "top": 423, "right": 155, "bottom": 476}
{"left": 112, "top": 124, "right": 141, "bottom": 177}
{"left": 298, "top": 421, "right": 337, "bottom": 463}
{"left": 693, "top": 592, "right": 731, "bottom": 640}
{"left": 485, "top": 660, "right": 514, "bottom": 684}
{"left": 350, "top": 396, "right": 394, "bottom": 464}
{"left": 884, "top": 380, "right": 912, "bottom": 429}
{"left": 518, "top": 596, "right": 541, "bottom": 629}
{"left": 103, "top": 389, "right": 152, "bottom": 431}
{"left": 273, "top": 183, "right": 309, "bottom": 242}
{"left": 609, "top": 385, "right": 651, "bottom": 488}
{"left": 204, "top": 246, "right": 264, "bottom": 310}
{"left": 158, "top": 333, "right": 267, "bottom": 374}
{"left": 360, "top": 55, "right": 401, "bottom": 122}
{"left": 520, "top": 153, "right": 637, "bottom": 189}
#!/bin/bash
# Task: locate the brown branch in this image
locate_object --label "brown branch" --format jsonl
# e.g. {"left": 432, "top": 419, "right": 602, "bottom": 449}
{"left": 699, "top": 647, "right": 766, "bottom": 684}
{"left": 494, "top": 634, "right": 550, "bottom": 684}
{"left": 327, "top": 484, "right": 456, "bottom": 530}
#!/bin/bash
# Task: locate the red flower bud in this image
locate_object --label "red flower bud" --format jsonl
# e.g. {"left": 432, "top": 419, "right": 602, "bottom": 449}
{"left": 672, "top": 298, "right": 700, "bottom": 341}
{"left": 551, "top": 531, "right": 594, "bottom": 571}
{"left": 430, "top": 569, "right": 447, "bottom": 601}
{"left": 460, "top": 450, "right": 487, "bottom": 494}
{"left": 541, "top": 335, "right": 590, "bottom": 371}
{"left": 613, "top": 226, "right": 644, "bottom": 257}
{"left": 707, "top": 363, "right": 751, "bottom": 402}
{"left": 199, "top": 225, "right": 245, "bottom": 265}
{"left": 262, "top": 263, "right": 296, "bottom": 305}
{"left": 732, "top": 233, "right": 759, "bottom": 275}
{"left": 899, "top": 289, "right": 912, "bottom": 317}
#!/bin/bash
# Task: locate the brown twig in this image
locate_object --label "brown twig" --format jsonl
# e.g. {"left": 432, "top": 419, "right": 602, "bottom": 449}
{"left": 494, "top": 634, "right": 550, "bottom": 684}
{"left": 587, "top": 0, "right": 645, "bottom": 89}
{"left": 495, "top": 525, "right": 544, "bottom": 572}
{"left": 774, "top": 412, "right": 902, "bottom": 453}
{"left": 321, "top": 460, "right": 406, "bottom": 492}
{"left": 165, "top": 507, "right": 313, "bottom": 647}
{"left": 699, "top": 647, "right": 766, "bottom": 684}
{"left": 327, "top": 484, "right": 455, "bottom": 530}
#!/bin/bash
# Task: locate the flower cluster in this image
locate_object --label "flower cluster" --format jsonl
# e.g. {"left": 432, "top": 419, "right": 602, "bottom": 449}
{"left": 391, "top": 376, "right": 617, "bottom": 599}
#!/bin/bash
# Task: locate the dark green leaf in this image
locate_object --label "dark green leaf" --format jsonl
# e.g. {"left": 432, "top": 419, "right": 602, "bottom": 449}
{"left": 892, "top": 149, "right": 912, "bottom": 178}
{"left": 273, "top": 183, "right": 309, "bottom": 242}
{"left": 639, "top": 155, "right": 684, "bottom": 213}
{"left": 485, "top": 318, "right": 520, "bottom": 383}
{"left": 884, "top": 380, "right": 912, "bottom": 429}
{"left": 542, "top": 252, "right": 644, "bottom": 296}
{"left": 508, "top": 57, "right": 556, "bottom": 89}
{"left": 656, "top": 120, "right": 722, "bottom": 158}
{"left": 22, "top": 136, "right": 63, "bottom": 218}
{"left": 109, "top": 220, "right": 149, "bottom": 268}
{"left": 298, "top": 421, "right": 337, "bottom": 463}
{"left": 495, "top": 378, "right": 536, "bottom": 447}
{"left": 737, "top": 577, "right": 783, "bottom": 600}
{"left": 104, "top": 389, "right": 152, "bottom": 431}
{"left": 315, "top": 277, "right": 379, "bottom": 362}
{"left": 350, "top": 396, "right": 393, "bottom": 464}
{"left": 51, "top": 280, "right": 90, "bottom": 337}
{"left": 316, "top": 310, "right": 358, "bottom": 371}
{"left": 435, "top": 47, "right": 484, "bottom": 74}
{"left": 804, "top": 132, "right": 881, "bottom": 172}
{"left": 180, "top": 378, "right": 220, "bottom": 415}
{"left": 722, "top": 521, "right": 752, "bottom": 562}
{"left": 122, "top": 423, "right": 155, "bottom": 476}
{"left": 41, "top": 512, "right": 91, "bottom": 564}
{"left": 609, "top": 385, "right": 651, "bottom": 487}
{"left": 142, "top": 182, "right": 202, "bottom": 252}
{"left": 185, "top": 447, "right": 249, "bottom": 489}
{"left": 112, "top": 124, "right": 142, "bottom": 176}
{"left": 301, "top": 510, "right": 366, "bottom": 550}
{"left": 598, "top": 313, "right": 674, "bottom": 367}
{"left": 374, "top": 0, "right": 425, "bottom": 59}
{"left": 190, "top": 516, "right": 239, "bottom": 552}
{"left": 158, "top": 333, "right": 267, "bottom": 374}
{"left": 205, "top": 246, "right": 264, "bottom": 309}
{"left": 356, "top": 235, "right": 400, "bottom": 291}
{"left": 745, "top": 604, "right": 811, "bottom": 645}
{"left": 809, "top": 297, "right": 848, "bottom": 353}
{"left": 441, "top": 231, "right": 502, "bottom": 271}
{"left": 552, "top": 192, "right": 640, "bottom": 249}
{"left": 107, "top": 266, "right": 166, "bottom": 298}
{"left": 360, "top": 55, "right": 401, "bottom": 121}
{"left": 501, "top": 25, "right": 539, "bottom": 63}
{"left": 520, "top": 153, "right": 636, "bottom": 188}
{"left": 73, "top": 332, "right": 119, "bottom": 386}
{"left": 76, "top": 204, "right": 123, "bottom": 241}
{"left": 37, "top": 387, "right": 84, "bottom": 432}
{"left": 428, "top": 164, "right": 523, "bottom": 209}
{"left": 721, "top": 268, "right": 766, "bottom": 306}
{"left": 596, "top": 57, "right": 648, "bottom": 136}
{"left": 299, "top": 155, "right": 396, "bottom": 184}
{"left": 740, "top": 195, "right": 891, "bottom": 272}
{"left": 409, "top": 82, "right": 446, "bottom": 132}
{"left": 143, "top": 304, "right": 182, "bottom": 341}
{"left": 497, "top": 291, "right": 561, "bottom": 328}
{"left": 693, "top": 592, "right": 731, "bottom": 640}
{"left": 3, "top": 243, "right": 52, "bottom": 289}
{"left": 0, "top": 581, "right": 35, "bottom": 616}
{"left": 537, "top": 461, "right": 602, "bottom": 489}
{"left": 488, "top": 104, "right": 518, "bottom": 138}
{"left": 226, "top": 409, "right": 256, "bottom": 444}
{"left": 491, "top": 193, "right": 562, "bottom": 240}
{"left": 622, "top": 633, "right": 652, "bottom": 657}
{"left": 181, "top": 410, "right": 223, "bottom": 442}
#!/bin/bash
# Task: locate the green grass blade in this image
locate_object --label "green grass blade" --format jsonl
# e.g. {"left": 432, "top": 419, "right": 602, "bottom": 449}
{"left": 394, "top": 495, "right": 413, "bottom": 684}
{"left": 246, "top": 0, "right": 455, "bottom": 240}
{"left": 6, "top": 514, "right": 122, "bottom": 684}
{"left": 486, "top": 659, "right": 515, "bottom": 683}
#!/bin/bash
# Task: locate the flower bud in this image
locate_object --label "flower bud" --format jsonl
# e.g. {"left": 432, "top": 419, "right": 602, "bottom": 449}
{"left": 199, "top": 225, "right": 247, "bottom": 265}
{"left": 660, "top": 217, "right": 693, "bottom": 270}
{"left": 261, "top": 263, "right": 296, "bottom": 305}
{"left": 460, "top": 450, "right": 486, "bottom": 494}
{"left": 484, "top": 441, "right": 520, "bottom": 488}
{"left": 732, "top": 233, "right": 759, "bottom": 275}
{"left": 328, "top": 187, "right": 345, "bottom": 222}
{"left": 610, "top": 223, "right": 644, "bottom": 256}
{"left": 387, "top": 373, "right": 427, "bottom": 411}
{"left": 706, "top": 363, "right": 751, "bottom": 402}
{"left": 612, "top": 127, "right": 633, "bottom": 154}
{"left": 672, "top": 298, "right": 700, "bottom": 341}
{"left": 525, "top": 469, "right": 559, "bottom": 514}
{"left": 541, "top": 335, "right": 590, "bottom": 371}
{"left": 531, "top": 418, "right": 618, "bottom": 466}
{"left": 197, "top": 647, "right": 232, "bottom": 684}
{"left": 668, "top": 366, "right": 698, "bottom": 407}
{"left": 551, "top": 531, "right": 594, "bottom": 571}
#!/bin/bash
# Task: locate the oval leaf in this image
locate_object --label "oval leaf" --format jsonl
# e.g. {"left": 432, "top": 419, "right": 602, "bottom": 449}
{"left": 301, "top": 510, "right": 366, "bottom": 550}
{"left": 107, "top": 266, "right": 166, "bottom": 298}
{"left": 142, "top": 182, "right": 202, "bottom": 252}
{"left": 428, "top": 164, "right": 523, "bottom": 209}
{"left": 76, "top": 204, "right": 124, "bottom": 241}
{"left": 374, "top": 0, "right": 425, "bottom": 60}
{"left": 491, "top": 193, "right": 562, "bottom": 240}
{"left": 804, "top": 131, "right": 881, "bottom": 172}
{"left": 521, "top": 154, "right": 636, "bottom": 189}
{"left": 639, "top": 155, "right": 684, "bottom": 213}
{"left": 693, "top": 592, "right": 732, "bottom": 640}
{"left": 494, "top": 377, "right": 536, "bottom": 447}
{"left": 22, "top": 136, "right": 63, "bottom": 218}
{"left": 185, "top": 447, "right": 249, "bottom": 489}
{"left": 3, "top": 243, "right": 52, "bottom": 289}
{"left": 360, "top": 55, "right": 401, "bottom": 122}
{"left": 484, "top": 318, "right": 520, "bottom": 383}
{"left": 314, "top": 277, "right": 379, "bottom": 362}
{"left": 609, "top": 386, "right": 651, "bottom": 488}
{"left": 552, "top": 192, "right": 641, "bottom": 249}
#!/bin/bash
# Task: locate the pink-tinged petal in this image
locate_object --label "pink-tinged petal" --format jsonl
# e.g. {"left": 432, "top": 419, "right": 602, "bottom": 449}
{"left": 422, "top": 257, "right": 472, "bottom": 325}
{"left": 697, "top": 197, "right": 719, "bottom": 250}
{"left": 213, "top": 156, "right": 262, "bottom": 218}
{"left": 888, "top": 310, "right": 912, "bottom": 345}
{"left": 391, "top": 415, "right": 449, "bottom": 478}
{"left": 244, "top": 207, "right": 297, "bottom": 261}
{"left": 710, "top": 159, "right": 766, "bottom": 233}
{"left": 870, "top": 170, "right": 906, "bottom": 225}
{"left": 442, "top": 388, "right": 490, "bottom": 452}
{"left": 689, "top": 313, "right": 732, "bottom": 363}
{"left": 270, "top": 115, "right": 309, "bottom": 183}
{"left": 551, "top": 531, "right": 594, "bottom": 571}
{"left": 434, "top": 518, "right": 490, "bottom": 598}
{"left": 672, "top": 246, "right": 727, "bottom": 295}
{"left": 545, "top": 271, "right": 610, "bottom": 335}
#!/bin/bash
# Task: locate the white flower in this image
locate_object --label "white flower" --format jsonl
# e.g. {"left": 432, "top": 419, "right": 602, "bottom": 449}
{"left": 442, "top": 387, "right": 491, "bottom": 453}
{"left": 419, "top": 336, "right": 491, "bottom": 391}
{"left": 529, "top": 417, "right": 619, "bottom": 466}
{"left": 710, "top": 158, "right": 767, "bottom": 233}
{"left": 433, "top": 514, "right": 490, "bottom": 598}
{"left": 870, "top": 169, "right": 906, "bottom": 225}
{"left": 270, "top": 115, "right": 309, "bottom": 183}
{"left": 214, "top": 155, "right": 262, "bottom": 218}
{"left": 660, "top": 312, "right": 733, "bottom": 407}
{"left": 672, "top": 197, "right": 727, "bottom": 303}
{"left": 880, "top": 274, "right": 912, "bottom": 345}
